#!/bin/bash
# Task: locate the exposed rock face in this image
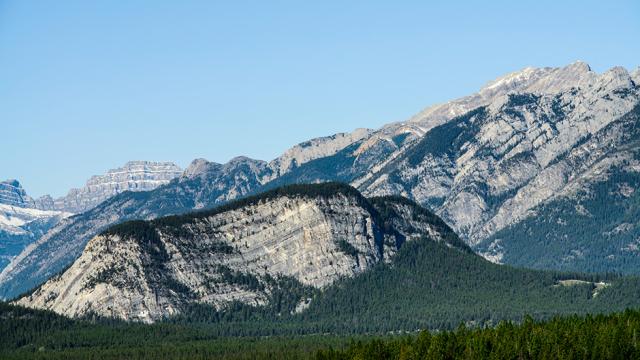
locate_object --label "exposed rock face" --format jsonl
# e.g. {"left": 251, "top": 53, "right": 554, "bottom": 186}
{"left": 16, "top": 184, "right": 456, "bottom": 322}
{"left": 181, "top": 156, "right": 269, "bottom": 208}
{"left": 630, "top": 67, "right": 640, "bottom": 85}
{"left": 0, "top": 157, "right": 268, "bottom": 299}
{"left": 0, "top": 180, "right": 35, "bottom": 208}
{"left": 407, "top": 61, "right": 596, "bottom": 129}
{"left": 0, "top": 180, "right": 71, "bottom": 271}
{"left": 359, "top": 65, "right": 639, "bottom": 248}
{"left": 0, "top": 205, "right": 71, "bottom": 271}
{"left": 265, "top": 128, "right": 373, "bottom": 180}
{"left": 475, "top": 103, "right": 640, "bottom": 272}
{"left": 35, "top": 161, "right": 183, "bottom": 213}
{"left": 3, "top": 61, "right": 640, "bottom": 300}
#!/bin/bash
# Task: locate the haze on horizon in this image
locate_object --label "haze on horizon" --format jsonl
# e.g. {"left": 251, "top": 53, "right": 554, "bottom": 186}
{"left": 1, "top": 0, "right": 639, "bottom": 197}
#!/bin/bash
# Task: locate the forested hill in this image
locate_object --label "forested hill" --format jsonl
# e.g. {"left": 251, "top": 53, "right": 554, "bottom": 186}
{"left": 169, "top": 232, "right": 640, "bottom": 335}
{"left": 13, "top": 182, "right": 640, "bottom": 334}
{"left": 16, "top": 183, "right": 468, "bottom": 323}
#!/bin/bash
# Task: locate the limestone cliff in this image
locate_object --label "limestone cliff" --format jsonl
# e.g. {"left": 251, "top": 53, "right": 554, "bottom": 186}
{"left": 16, "top": 183, "right": 461, "bottom": 322}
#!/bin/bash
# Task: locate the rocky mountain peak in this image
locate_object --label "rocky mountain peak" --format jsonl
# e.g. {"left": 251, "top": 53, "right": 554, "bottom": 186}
{"left": 35, "top": 161, "right": 183, "bottom": 213}
{"left": 84, "top": 161, "right": 182, "bottom": 187}
{"left": 406, "top": 61, "right": 599, "bottom": 132}
{"left": 265, "top": 129, "right": 373, "bottom": 181}
{"left": 0, "top": 179, "right": 34, "bottom": 208}
{"left": 631, "top": 67, "right": 640, "bottom": 85}
{"left": 557, "top": 60, "right": 592, "bottom": 78}
{"left": 3, "top": 61, "right": 639, "bottom": 302}
{"left": 595, "top": 66, "right": 635, "bottom": 91}
{"left": 227, "top": 155, "right": 264, "bottom": 166}
{"left": 479, "top": 66, "right": 551, "bottom": 96}
{"left": 183, "top": 158, "right": 219, "bottom": 179}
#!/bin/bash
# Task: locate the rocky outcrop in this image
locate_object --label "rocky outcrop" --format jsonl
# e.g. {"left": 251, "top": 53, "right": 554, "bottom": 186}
{"left": 0, "top": 205, "right": 71, "bottom": 271}
{"left": 0, "top": 180, "right": 71, "bottom": 272}
{"left": 265, "top": 128, "right": 373, "bottom": 180}
{"left": 16, "top": 183, "right": 458, "bottom": 322}
{"left": 0, "top": 180, "right": 35, "bottom": 208}
{"left": 359, "top": 65, "right": 639, "bottom": 247}
{"left": 35, "top": 161, "right": 183, "bottom": 213}
{"left": 0, "top": 157, "right": 268, "bottom": 299}
{"left": 475, "top": 102, "right": 640, "bottom": 272}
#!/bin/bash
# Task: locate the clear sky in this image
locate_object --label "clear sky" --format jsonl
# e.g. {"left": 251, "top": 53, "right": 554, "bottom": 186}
{"left": 1, "top": 0, "right": 639, "bottom": 197}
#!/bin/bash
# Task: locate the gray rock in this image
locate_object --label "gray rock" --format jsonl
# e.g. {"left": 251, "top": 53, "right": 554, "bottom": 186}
{"left": 16, "top": 185, "right": 456, "bottom": 323}
{"left": 35, "top": 161, "right": 183, "bottom": 213}
{"left": 0, "top": 180, "right": 35, "bottom": 208}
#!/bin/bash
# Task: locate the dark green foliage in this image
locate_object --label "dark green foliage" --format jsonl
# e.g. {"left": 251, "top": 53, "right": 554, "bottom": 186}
{"left": 216, "top": 265, "right": 264, "bottom": 291}
{"left": 480, "top": 164, "right": 640, "bottom": 275}
{"left": 316, "top": 310, "right": 640, "bottom": 359}
{"left": 171, "top": 274, "right": 319, "bottom": 327}
{"left": 391, "top": 132, "right": 410, "bottom": 147}
{"left": 506, "top": 93, "right": 541, "bottom": 107}
{"left": 405, "top": 107, "right": 486, "bottom": 166}
{"left": 163, "top": 276, "right": 194, "bottom": 297}
{"left": 369, "top": 195, "right": 470, "bottom": 251}
{"left": 104, "top": 220, "right": 167, "bottom": 262}
{"left": 287, "top": 237, "right": 640, "bottom": 334}
{"left": 3, "top": 301, "right": 640, "bottom": 359}
{"left": 0, "top": 301, "right": 352, "bottom": 359}
{"left": 335, "top": 239, "right": 359, "bottom": 258}
{"left": 61, "top": 184, "right": 640, "bottom": 337}
{"left": 7, "top": 183, "right": 640, "bottom": 358}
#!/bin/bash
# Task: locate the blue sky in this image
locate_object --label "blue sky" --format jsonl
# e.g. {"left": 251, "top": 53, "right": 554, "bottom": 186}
{"left": 1, "top": 0, "right": 639, "bottom": 197}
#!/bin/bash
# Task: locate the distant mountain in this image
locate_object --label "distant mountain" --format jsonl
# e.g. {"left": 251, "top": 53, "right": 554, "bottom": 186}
{"left": 15, "top": 184, "right": 640, "bottom": 332}
{"left": 0, "top": 180, "right": 71, "bottom": 271}
{"left": 0, "top": 138, "right": 398, "bottom": 299}
{"left": 0, "top": 179, "right": 36, "bottom": 208}
{"left": 0, "top": 205, "right": 70, "bottom": 270}
{"left": 0, "top": 161, "right": 182, "bottom": 288}
{"left": 2, "top": 61, "right": 640, "bottom": 300}
{"left": 34, "top": 161, "right": 183, "bottom": 213}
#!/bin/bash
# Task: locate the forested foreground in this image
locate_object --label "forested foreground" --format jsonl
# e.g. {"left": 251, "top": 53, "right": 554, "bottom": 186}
{"left": 317, "top": 310, "right": 640, "bottom": 359}
{"left": 2, "top": 302, "right": 640, "bottom": 359}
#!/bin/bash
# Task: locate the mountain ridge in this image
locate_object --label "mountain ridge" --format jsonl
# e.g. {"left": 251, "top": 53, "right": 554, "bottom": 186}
{"left": 34, "top": 161, "right": 183, "bottom": 213}
{"left": 14, "top": 184, "right": 640, "bottom": 335}
{"left": 15, "top": 183, "right": 462, "bottom": 322}
{"left": 2, "top": 61, "right": 639, "bottom": 300}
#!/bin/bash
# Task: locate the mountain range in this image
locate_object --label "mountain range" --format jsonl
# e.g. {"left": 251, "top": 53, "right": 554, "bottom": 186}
{"left": 0, "top": 162, "right": 182, "bottom": 277}
{"left": 2, "top": 61, "right": 640, "bottom": 302}
{"left": 14, "top": 183, "right": 640, "bottom": 332}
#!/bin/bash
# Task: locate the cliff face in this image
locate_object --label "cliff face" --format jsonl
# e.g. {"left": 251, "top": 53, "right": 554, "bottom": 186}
{"left": 17, "top": 184, "right": 459, "bottom": 322}
{"left": 35, "top": 161, "right": 183, "bottom": 213}
{"left": 361, "top": 66, "right": 639, "bottom": 241}
{"left": 0, "top": 180, "right": 71, "bottom": 271}
{"left": 0, "top": 180, "right": 35, "bottom": 208}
